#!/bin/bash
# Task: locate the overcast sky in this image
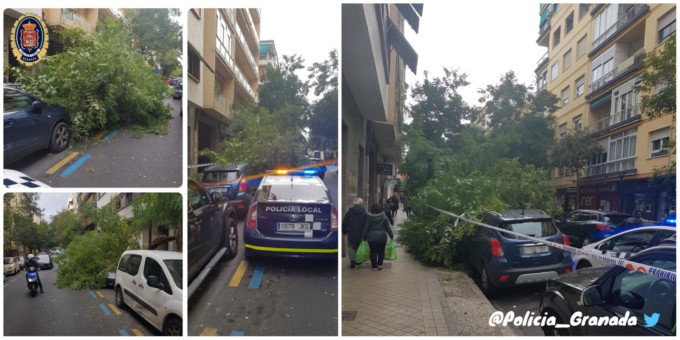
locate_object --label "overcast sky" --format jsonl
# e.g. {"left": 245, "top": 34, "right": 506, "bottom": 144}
{"left": 405, "top": 1, "right": 546, "bottom": 107}
{"left": 37, "top": 193, "right": 73, "bottom": 223}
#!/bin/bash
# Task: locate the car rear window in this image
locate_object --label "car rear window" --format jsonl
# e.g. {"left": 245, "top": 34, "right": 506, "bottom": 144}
{"left": 4, "top": 258, "right": 12, "bottom": 264}
{"left": 500, "top": 220, "right": 558, "bottom": 239}
{"left": 261, "top": 183, "right": 329, "bottom": 202}
{"left": 202, "top": 170, "right": 240, "bottom": 183}
{"left": 605, "top": 214, "right": 630, "bottom": 225}
{"left": 37, "top": 255, "right": 50, "bottom": 262}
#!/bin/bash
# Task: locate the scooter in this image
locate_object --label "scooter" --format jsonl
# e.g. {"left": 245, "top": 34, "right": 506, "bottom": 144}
{"left": 26, "top": 266, "right": 39, "bottom": 297}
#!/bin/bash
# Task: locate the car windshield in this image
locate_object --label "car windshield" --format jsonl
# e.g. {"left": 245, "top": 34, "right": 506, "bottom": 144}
{"left": 164, "top": 259, "right": 183, "bottom": 289}
{"left": 36, "top": 255, "right": 49, "bottom": 263}
{"left": 262, "top": 182, "right": 329, "bottom": 202}
{"left": 500, "top": 220, "right": 557, "bottom": 239}
{"left": 202, "top": 170, "right": 240, "bottom": 183}
{"left": 4, "top": 258, "right": 12, "bottom": 264}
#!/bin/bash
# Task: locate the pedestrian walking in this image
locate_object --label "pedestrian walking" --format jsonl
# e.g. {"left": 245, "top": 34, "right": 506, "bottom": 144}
{"left": 390, "top": 193, "right": 400, "bottom": 218}
{"left": 362, "top": 202, "right": 394, "bottom": 271}
{"left": 342, "top": 197, "right": 368, "bottom": 269}
{"left": 379, "top": 198, "right": 394, "bottom": 226}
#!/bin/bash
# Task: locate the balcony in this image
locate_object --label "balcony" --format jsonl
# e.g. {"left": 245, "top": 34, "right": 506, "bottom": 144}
{"left": 60, "top": 9, "right": 92, "bottom": 32}
{"left": 536, "top": 52, "right": 549, "bottom": 69}
{"left": 242, "top": 9, "right": 260, "bottom": 52}
{"left": 588, "top": 104, "right": 641, "bottom": 135}
{"left": 591, "top": 4, "right": 649, "bottom": 53}
{"left": 588, "top": 49, "right": 644, "bottom": 96}
{"left": 215, "top": 38, "right": 257, "bottom": 102}
{"left": 234, "top": 23, "right": 259, "bottom": 78}
{"left": 585, "top": 157, "right": 636, "bottom": 179}
{"left": 213, "top": 92, "right": 230, "bottom": 118}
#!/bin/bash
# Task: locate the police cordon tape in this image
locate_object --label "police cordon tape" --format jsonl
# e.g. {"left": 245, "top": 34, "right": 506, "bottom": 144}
{"left": 427, "top": 205, "right": 676, "bottom": 282}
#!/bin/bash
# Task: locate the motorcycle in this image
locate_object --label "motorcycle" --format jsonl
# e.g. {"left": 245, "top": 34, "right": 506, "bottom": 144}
{"left": 26, "top": 266, "right": 39, "bottom": 297}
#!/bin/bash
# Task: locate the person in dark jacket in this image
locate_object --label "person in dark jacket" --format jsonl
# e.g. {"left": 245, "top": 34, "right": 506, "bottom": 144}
{"left": 362, "top": 203, "right": 394, "bottom": 271}
{"left": 379, "top": 198, "right": 394, "bottom": 226}
{"left": 389, "top": 193, "right": 400, "bottom": 218}
{"left": 25, "top": 254, "right": 43, "bottom": 293}
{"left": 342, "top": 197, "right": 368, "bottom": 269}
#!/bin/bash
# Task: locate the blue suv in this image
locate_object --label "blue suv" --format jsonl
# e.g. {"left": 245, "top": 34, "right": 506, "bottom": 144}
{"left": 469, "top": 209, "right": 572, "bottom": 296}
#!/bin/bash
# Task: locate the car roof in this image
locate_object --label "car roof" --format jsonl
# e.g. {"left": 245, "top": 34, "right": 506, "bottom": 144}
{"left": 486, "top": 209, "right": 550, "bottom": 221}
{"left": 122, "top": 250, "right": 182, "bottom": 260}
{"left": 629, "top": 244, "right": 676, "bottom": 260}
{"left": 204, "top": 164, "right": 246, "bottom": 171}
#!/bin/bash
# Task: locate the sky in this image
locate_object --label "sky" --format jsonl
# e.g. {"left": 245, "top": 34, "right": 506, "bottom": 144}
{"left": 405, "top": 1, "right": 546, "bottom": 107}
{"left": 37, "top": 193, "right": 73, "bottom": 222}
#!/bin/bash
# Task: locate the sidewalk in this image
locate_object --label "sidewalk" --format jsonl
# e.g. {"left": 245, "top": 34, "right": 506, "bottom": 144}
{"left": 341, "top": 209, "right": 455, "bottom": 336}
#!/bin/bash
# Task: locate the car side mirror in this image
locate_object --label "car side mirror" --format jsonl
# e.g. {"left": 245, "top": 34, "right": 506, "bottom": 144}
{"left": 147, "top": 275, "right": 165, "bottom": 290}
{"left": 31, "top": 100, "right": 43, "bottom": 113}
{"left": 597, "top": 242, "right": 608, "bottom": 253}
{"left": 211, "top": 192, "right": 224, "bottom": 203}
{"left": 580, "top": 286, "right": 603, "bottom": 306}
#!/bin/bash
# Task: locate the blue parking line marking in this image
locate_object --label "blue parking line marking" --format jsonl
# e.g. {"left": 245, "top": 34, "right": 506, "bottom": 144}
{"left": 248, "top": 265, "right": 265, "bottom": 289}
{"left": 230, "top": 331, "right": 245, "bottom": 336}
{"left": 119, "top": 329, "right": 129, "bottom": 336}
{"left": 90, "top": 291, "right": 97, "bottom": 298}
{"left": 60, "top": 154, "right": 91, "bottom": 177}
{"left": 99, "top": 303, "right": 111, "bottom": 316}
{"left": 103, "top": 131, "right": 118, "bottom": 141}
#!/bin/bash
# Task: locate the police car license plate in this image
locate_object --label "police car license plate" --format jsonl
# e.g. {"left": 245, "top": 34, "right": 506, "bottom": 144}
{"left": 520, "top": 245, "right": 549, "bottom": 255}
{"left": 277, "top": 222, "right": 311, "bottom": 231}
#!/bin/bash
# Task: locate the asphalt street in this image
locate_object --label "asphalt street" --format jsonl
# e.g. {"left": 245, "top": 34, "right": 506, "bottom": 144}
{"left": 483, "top": 281, "right": 545, "bottom": 336}
{"left": 188, "top": 172, "right": 339, "bottom": 336}
{"left": 8, "top": 97, "right": 182, "bottom": 188}
{"left": 3, "top": 263, "right": 159, "bottom": 336}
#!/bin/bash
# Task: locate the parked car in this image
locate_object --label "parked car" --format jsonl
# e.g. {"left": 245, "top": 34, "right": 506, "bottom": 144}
{"left": 172, "top": 82, "right": 182, "bottom": 99}
{"left": 540, "top": 245, "right": 675, "bottom": 336}
{"left": 571, "top": 225, "right": 675, "bottom": 271}
{"left": 468, "top": 209, "right": 572, "bottom": 297}
{"left": 200, "top": 164, "right": 261, "bottom": 218}
{"left": 4, "top": 86, "right": 71, "bottom": 164}
{"left": 3, "top": 257, "right": 20, "bottom": 275}
{"left": 3, "top": 169, "right": 51, "bottom": 188}
{"left": 244, "top": 171, "right": 338, "bottom": 260}
{"left": 35, "top": 253, "right": 53, "bottom": 270}
{"left": 188, "top": 179, "right": 238, "bottom": 297}
{"left": 114, "top": 250, "right": 183, "bottom": 336}
{"left": 555, "top": 210, "right": 631, "bottom": 247}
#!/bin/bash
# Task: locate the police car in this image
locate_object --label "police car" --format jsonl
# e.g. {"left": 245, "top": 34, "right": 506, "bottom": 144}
{"left": 244, "top": 170, "right": 338, "bottom": 259}
{"left": 4, "top": 169, "right": 50, "bottom": 188}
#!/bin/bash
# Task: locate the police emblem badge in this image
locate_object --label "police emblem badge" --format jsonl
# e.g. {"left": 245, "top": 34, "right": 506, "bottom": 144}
{"left": 10, "top": 13, "right": 49, "bottom": 66}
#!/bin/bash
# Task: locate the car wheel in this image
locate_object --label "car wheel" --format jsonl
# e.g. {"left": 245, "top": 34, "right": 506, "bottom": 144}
{"left": 542, "top": 312, "right": 571, "bottom": 336}
{"left": 49, "top": 121, "right": 70, "bottom": 152}
{"left": 480, "top": 264, "right": 498, "bottom": 297}
{"left": 582, "top": 235, "right": 593, "bottom": 247}
{"left": 576, "top": 260, "right": 591, "bottom": 270}
{"left": 224, "top": 216, "right": 238, "bottom": 259}
{"left": 115, "top": 286, "right": 126, "bottom": 308}
{"left": 163, "top": 316, "right": 182, "bottom": 336}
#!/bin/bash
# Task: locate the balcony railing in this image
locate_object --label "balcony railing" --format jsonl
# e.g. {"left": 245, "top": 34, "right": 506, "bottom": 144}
{"left": 585, "top": 157, "right": 636, "bottom": 178}
{"left": 588, "top": 104, "right": 641, "bottom": 134}
{"left": 537, "top": 52, "right": 548, "bottom": 67}
{"left": 243, "top": 9, "right": 260, "bottom": 51}
{"left": 61, "top": 9, "right": 91, "bottom": 32}
{"left": 591, "top": 4, "right": 649, "bottom": 50}
{"left": 213, "top": 91, "right": 228, "bottom": 114}
{"left": 234, "top": 23, "right": 258, "bottom": 77}
{"left": 588, "top": 49, "right": 645, "bottom": 95}
{"left": 233, "top": 63, "right": 258, "bottom": 100}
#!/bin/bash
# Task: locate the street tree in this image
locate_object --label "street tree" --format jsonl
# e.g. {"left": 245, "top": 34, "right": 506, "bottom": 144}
{"left": 408, "top": 68, "right": 471, "bottom": 147}
{"left": 259, "top": 54, "right": 310, "bottom": 114}
{"left": 125, "top": 8, "right": 183, "bottom": 77}
{"left": 638, "top": 35, "right": 675, "bottom": 119}
{"left": 550, "top": 129, "right": 604, "bottom": 209}
{"left": 132, "top": 193, "right": 183, "bottom": 250}
{"left": 308, "top": 50, "right": 338, "bottom": 150}
{"left": 51, "top": 209, "right": 84, "bottom": 248}
{"left": 4, "top": 193, "right": 42, "bottom": 254}
{"left": 10, "top": 21, "right": 172, "bottom": 141}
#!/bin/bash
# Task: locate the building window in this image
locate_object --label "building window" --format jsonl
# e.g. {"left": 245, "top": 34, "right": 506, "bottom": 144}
{"left": 591, "top": 47, "right": 614, "bottom": 87}
{"left": 561, "top": 87, "right": 570, "bottom": 105}
{"left": 593, "top": 5, "right": 617, "bottom": 46}
{"left": 577, "top": 35, "right": 588, "bottom": 58}
{"left": 216, "top": 10, "right": 233, "bottom": 60}
{"left": 188, "top": 46, "right": 200, "bottom": 81}
{"left": 565, "top": 12, "right": 574, "bottom": 34}
{"left": 573, "top": 115, "right": 583, "bottom": 131}
{"left": 608, "top": 128, "right": 637, "bottom": 162}
{"left": 658, "top": 9, "right": 676, "bottom": 43}
{"left": 553, "top": 26, "right": 561, "bottom": 47}
{"left": 575, "top": 75, "right": 585, "bottom": 97}
{"left": 579, "top": 4, "right": 589, "bottom": 21}
{"left": 563, "top": 49, "right": 572, "bottom": 70}
{"left": 537, "top": 70, "right": 547, "bottom": 91}
{"left": 650, "top": 128, "right": 670, "bottom": 157}
{"left": 551, "top": 61, "right": 559, "bottom": 80}
{"left": 559, "top": 122, "right": 567, "bottom": 139}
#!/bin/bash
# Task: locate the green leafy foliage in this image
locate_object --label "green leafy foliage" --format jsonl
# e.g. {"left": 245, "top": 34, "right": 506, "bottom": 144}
{"left": 638, "top": 35, "right": 675, "bottom": 119}
{"left": 51, "top": 209, "right": 83, "bottom": 248}
{"left": 125, "top": 9, "right": 182, "bottom": 77}
{"left": 10, "top": 20, "right": 172, "bottom": 141}
{"left": 4, "top": 193, "right": 45, "bottom": 252}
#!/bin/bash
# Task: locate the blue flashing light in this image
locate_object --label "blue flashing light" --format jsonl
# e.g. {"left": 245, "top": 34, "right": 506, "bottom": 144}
{"left": 303, "top": 169, "right": 318, "bottom": 175}
{"left": 665, "top": 218, "right": 676, "bottom": 224}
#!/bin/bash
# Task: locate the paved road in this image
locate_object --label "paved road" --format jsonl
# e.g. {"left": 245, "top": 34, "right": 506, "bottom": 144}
{"left": 7, "top": 98, "right": 182, "bottom": 188}
{"left": 188, "top": 174, "right": 339, "bottom": 336}
{"left": 3, "top": 263, "right": 159, "bottom": 336}
{"left": 483, "top": 282, "right": 546, "bottom": 336}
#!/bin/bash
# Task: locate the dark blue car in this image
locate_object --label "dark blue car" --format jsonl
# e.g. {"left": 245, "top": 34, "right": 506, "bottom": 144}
{"left": 4, "top": 86, "right": 71, "bottom": 164}
{"left": 469, "top": 209, "right": 572, "bottom": 296}
{"left": 201, "top": 164, "right": 261, "bottom": 218}
{"left": 244, "top": 172, "right": 338, "bottom": 259}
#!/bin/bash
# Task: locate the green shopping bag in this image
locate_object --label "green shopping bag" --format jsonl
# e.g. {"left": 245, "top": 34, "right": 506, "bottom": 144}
{"left": 355, "top": 240, "right": 370, "bottom": 264}
{"left": 385, "top": 239, "right": 398, "bottom": 260}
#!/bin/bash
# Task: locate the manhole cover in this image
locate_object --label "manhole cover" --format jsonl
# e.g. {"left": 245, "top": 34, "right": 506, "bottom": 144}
{"left": 343, "top": 311, "right": 357, "bottom": 321}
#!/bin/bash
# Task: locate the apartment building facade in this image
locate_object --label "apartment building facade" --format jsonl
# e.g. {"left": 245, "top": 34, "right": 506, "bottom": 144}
{"left": 536, "top": 3, "right": 675, "bottom": 220}
{"left": 342, "top": 4, "right": 421, "bottom": 209}
{"left": 187, "top": 8, "right": 261, "bottom": 175}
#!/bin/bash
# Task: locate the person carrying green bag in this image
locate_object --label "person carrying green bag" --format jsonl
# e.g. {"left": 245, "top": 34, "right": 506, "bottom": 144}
{"left": 361, "top": 202, "right": 394, "bottom": 271}
{"left": 342, "top": 197, "right": 368, "bottom": 268}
